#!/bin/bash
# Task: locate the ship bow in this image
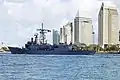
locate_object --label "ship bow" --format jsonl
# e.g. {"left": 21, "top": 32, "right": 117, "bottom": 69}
{"left": 8, "top": 46, "right": 23, "bottom": 54}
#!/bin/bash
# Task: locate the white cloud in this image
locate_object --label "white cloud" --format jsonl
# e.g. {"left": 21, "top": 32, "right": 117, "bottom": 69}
{"left": 0, "top": 0, "right": 119, "bottom": 46}
{"left": 4, "top": 0, "right": 27, "bottom": 3}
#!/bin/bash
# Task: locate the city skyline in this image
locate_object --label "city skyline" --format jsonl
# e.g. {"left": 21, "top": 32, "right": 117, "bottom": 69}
{"left": 0, "top": 0, "right": 120, "bottom": 46}
{"left": 57, "top": 1, "right": 120, "bottom": 46}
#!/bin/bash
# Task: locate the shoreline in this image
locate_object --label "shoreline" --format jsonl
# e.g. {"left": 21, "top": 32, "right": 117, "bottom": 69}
{"left": 0, "top": 51, "right": 11, "bottom": 53}
{"left": 96, "top": 51, "right": 119, "bottom": 54}
{"left": 0, "top": 51, "right": 120, "bottom": 54}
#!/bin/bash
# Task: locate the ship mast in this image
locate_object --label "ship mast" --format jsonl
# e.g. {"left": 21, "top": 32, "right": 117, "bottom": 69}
{"left": 37, "top": 23, "right": 51, "bottom": 44}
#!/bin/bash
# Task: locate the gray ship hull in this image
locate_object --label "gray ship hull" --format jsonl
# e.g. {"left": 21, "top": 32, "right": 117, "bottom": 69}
{"left": 8, "top": 47, "right": 24, "bottom": 54}
{"left": 8, "top": 47, "right": 96, "bottom": 55}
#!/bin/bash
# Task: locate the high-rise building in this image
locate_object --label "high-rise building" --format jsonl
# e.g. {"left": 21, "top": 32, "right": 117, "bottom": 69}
{"left": 60, "top": 28, "right": 63, "bottom": 43}
{"left": 60, "top": 27, "right": 65, "bottom": 43}
{"left": 60, "top": 22, "right": 73, "bottom": 44}
{"left": 53, "top": 29, "right": 60, "bottom": 45}
{"left": 74, "top": 11, "right": 93, "bottom": 46}
{"left": 98, "top": 3, "right": 119, "bottom": 48}
{"left": 64, "top": 22, "right": 73, "bottom": 44}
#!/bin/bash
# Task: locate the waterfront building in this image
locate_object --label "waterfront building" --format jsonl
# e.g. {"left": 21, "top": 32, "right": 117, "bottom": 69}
{"left": 53, "top": 29, "right": 60, "bottom": 45}
{"left": 63, "top": 22, "right": 73, "bottom": 44}
{"left": 60, "top": 27, "right": 65, "bottom": 43}
{"left": 74, "top": 11, "right": 93, "bottom": 46}
{"left": 98, "top": 3, "right": 119, "bottom": 48}
{"left": 60, "top": 28, "right": 62, "bottom": 43}
{"left": 60, "top": 22, "right": 73, "bottom": 44}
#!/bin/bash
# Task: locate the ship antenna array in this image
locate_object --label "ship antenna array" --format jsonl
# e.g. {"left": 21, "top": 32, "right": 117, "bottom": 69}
{"left": 37, "top": 23, "right": 51, "bottom": 44}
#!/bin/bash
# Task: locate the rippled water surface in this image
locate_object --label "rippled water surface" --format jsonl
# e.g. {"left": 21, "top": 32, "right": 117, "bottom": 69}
{"left": 0, "top": 53, "right": 120, "bottom": 80}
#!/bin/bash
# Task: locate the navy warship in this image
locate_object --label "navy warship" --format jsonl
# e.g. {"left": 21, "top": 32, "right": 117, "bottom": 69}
{"left": 8, "top": 23, "right": 96, "bottom": 55}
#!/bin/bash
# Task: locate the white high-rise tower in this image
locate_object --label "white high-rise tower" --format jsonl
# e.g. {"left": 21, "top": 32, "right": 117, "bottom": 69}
{"left": 98, "top": 3, "right": 119, "bottom": 48}
{"left": 74, "top": 11, "right": 93, "bottom": 46}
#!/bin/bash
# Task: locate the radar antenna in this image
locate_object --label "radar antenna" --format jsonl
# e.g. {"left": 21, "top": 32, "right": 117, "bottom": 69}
{"left": 37, "top": 23, "right": 51, "bottom": 44}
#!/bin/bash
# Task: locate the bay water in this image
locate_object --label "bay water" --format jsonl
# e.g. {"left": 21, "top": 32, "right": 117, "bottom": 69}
{"left": 0, "top": 53, "right": 120, "bottom": 80}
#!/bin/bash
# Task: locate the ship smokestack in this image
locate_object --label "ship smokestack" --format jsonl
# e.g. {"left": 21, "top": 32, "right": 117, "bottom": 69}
{"left": 31, "top": 38, "right": 33, "bottom": 43}
{"left": 35, "top": 35, "right": 37, "bottom": 44}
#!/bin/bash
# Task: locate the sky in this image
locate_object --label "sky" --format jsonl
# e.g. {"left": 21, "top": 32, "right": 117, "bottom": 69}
{"left": 0, "top": 0, "right": 119, "bottom": 47}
